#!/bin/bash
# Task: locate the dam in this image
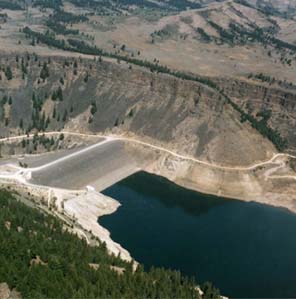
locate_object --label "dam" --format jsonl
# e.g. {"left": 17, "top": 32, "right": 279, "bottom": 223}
{"left": 1, "top": 134, "right": 296, "bottom": 298}
{"left": 27, "top": 138, "right": 140, "bottom": 191}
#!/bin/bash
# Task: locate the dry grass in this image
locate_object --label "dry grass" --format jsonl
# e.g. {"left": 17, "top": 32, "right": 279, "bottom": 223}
{"left": 0, "top": 1, "right": 295, "bottom": 83}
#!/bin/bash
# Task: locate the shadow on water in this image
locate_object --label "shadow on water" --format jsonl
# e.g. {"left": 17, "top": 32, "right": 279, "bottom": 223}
{"left": 101, "top": 171, "right": 296, "bottom": 298}
{"left": 111, "top": 171, "right": 232, "bottom": 217}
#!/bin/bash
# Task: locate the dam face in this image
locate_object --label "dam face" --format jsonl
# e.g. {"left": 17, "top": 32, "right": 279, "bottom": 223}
{"left": 28, "top": 140, "right": 139, "bottom": 191}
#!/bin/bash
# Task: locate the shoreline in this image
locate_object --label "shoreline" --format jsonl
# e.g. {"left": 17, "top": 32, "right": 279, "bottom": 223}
{"left": 146, "top": 167, "right": 296, "bottom": 214}
{"left": 0, "top": 131, "right": 296, "bottom": 269}
{"left": 63, "top": 189, "right": 134, "bottom": 262}
{"left": 0, "top": 178, "right": 134, "bottom": 263}
{"left": 140, "top": 148, "right": 296, "bottom": 215}
{"left": 2, "top": 163, "right": 287, "bottom": 299}
{"left": 0, "top": 178, "right": 228, "bottom": 298}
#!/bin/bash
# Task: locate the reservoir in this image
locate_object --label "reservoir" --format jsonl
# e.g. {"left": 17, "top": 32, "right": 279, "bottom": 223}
{"left": 100, "top": 171, "right": 296, "bottom": 298}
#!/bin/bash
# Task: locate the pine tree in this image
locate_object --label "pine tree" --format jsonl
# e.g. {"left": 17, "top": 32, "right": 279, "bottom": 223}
{"left": 5, "top": 66, "right": 13, "bottom": 80}
{"left": 40, "top": 62, "right": 49, "bottom": 81}
{"left": 21, "top": 139, "right": 26, "bottom": 148}
{"left": 62, "top": 110, "right": 67, "bottom": 122}
{"left": 57, "top": 87, "right": 63, "bottom": 101}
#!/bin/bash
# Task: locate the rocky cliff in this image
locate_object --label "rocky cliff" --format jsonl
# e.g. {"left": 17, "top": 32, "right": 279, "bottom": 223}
{"left": 0, "top": 54, "right": 293, "bottom": 167}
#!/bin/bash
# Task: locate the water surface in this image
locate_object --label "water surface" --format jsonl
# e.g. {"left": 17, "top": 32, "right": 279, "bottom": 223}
{"left": 101, "top": 171, "right": 296, "bottom": 298}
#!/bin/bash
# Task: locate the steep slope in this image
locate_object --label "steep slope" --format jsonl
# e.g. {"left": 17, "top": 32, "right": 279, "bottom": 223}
{"left": 0, "top": 54, "right": 281, "bottom": 167}
{"left": 213, "top": 76, "right": 296, "bottom": 150}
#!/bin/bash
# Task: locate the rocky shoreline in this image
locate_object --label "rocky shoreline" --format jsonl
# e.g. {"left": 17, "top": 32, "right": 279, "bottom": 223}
{"left": 63, "top": 190, "right": 134, "bottom": 262}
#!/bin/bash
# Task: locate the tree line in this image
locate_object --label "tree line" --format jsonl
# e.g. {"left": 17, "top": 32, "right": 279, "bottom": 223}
{"left": 0, "top": 0, "right": 23, "bottom": 10}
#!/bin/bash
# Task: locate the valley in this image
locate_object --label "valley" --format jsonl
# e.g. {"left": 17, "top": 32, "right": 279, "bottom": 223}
{"left": 0, "top": 0, "right": 295, "bottom": 298}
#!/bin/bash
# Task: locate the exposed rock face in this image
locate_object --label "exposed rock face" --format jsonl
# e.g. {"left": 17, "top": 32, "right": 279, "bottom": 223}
{"left": 213, "top": 77, "right": 296, "bottom": 149}
{"left": 0, "top": 55, "right": 283, "bottom": 167}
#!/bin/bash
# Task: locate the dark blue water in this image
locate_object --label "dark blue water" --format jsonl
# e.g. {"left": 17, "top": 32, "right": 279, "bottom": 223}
{"left": 100, "top": 171, "right": 296, "bottom": 298}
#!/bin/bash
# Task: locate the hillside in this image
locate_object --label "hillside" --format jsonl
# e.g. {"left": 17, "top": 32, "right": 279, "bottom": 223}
{"left": 0, "top": 188, "right": 221, "bottom": 298}
{"left": 1, "top": 0, "right": 296, "bottom": 167}
{"left": 1, "top": 53, "right": 292, "bottom": 167}
{"left": 0, "top": 0, "right": 295, "bottom": 80}
{"left": 0, "top": 0, "right": 295, "bottom": 82}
